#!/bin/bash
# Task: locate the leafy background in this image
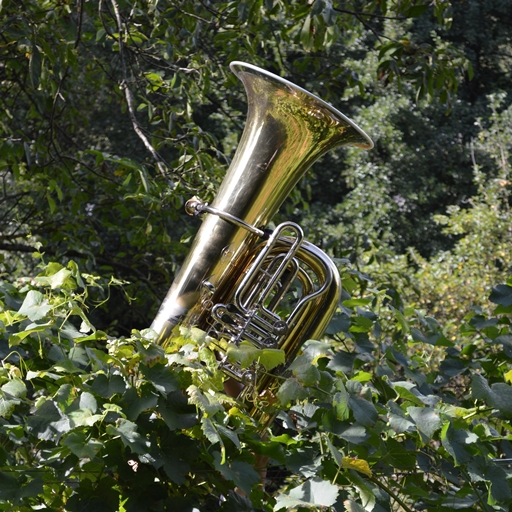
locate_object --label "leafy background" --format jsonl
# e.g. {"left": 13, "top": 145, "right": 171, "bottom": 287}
{"left": 1, "top": 0, "right": 512, "bottom": 510}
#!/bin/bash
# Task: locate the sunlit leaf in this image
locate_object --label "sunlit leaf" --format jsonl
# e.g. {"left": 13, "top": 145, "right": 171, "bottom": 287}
{"left": 342, "top": 456, "right": 373, "bottom": 477}
{"left": 274, "top": 477, "right": 339, "bottom": 510}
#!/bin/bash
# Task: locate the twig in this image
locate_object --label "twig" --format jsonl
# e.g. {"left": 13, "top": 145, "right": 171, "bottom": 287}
{"left": 104, "top": 0, "right": 169, "bottom": 179}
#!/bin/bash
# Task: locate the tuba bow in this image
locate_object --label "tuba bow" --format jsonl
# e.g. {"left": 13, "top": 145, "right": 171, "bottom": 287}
{"left": 151, "top": 62, "right": 373, "bottom": 426}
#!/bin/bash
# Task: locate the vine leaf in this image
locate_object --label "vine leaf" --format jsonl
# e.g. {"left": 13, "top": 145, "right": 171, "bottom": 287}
{"left": 274, "top": 477, "right": 339, "bottom": 510}
{"left": 489, "top": 284, "right": 512, "bottom": 306}
{"left": 342, "top": 457, "right": 373, "bottom": 477}
{"left": 18, "top": 290, "right": 52, "bottom": 321}
{"left": 213, "top": 452, "right": 260, "bottom": 496}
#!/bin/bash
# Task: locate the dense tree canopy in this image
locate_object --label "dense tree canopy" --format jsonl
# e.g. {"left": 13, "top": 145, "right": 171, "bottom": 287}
{"left": 1, "top": 0, "right": 512, "bottom": 510}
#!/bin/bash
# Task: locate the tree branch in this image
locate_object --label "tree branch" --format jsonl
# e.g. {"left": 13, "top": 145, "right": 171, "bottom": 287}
{"left": 103, "top": 0, "right": 169, "bottom": 180}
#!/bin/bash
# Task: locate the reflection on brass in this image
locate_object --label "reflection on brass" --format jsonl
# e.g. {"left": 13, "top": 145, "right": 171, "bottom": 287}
{"left": 151, "top": 62, "right": 373, "bottom": 428}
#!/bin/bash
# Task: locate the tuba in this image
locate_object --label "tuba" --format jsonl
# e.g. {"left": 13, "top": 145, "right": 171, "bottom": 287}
{"left": 151, "top": 62, "right": 373, "bottom": 426}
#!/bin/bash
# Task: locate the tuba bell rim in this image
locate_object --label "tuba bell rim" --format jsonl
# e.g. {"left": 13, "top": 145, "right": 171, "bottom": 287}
{"left": 229, "top": 61, "right": 374, "bottom": 150}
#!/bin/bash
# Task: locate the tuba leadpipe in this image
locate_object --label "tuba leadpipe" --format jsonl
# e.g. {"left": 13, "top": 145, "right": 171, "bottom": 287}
{"left": 151, "top": 62, "right": 373, "bottom": 424}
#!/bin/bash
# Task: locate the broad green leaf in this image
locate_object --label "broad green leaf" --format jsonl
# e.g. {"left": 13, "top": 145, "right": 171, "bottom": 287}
{"left": 140, "top": 363, "right": 179, "bottom": 395}
{"left": 157, "top": 393, "right": 197, "bottom": 430}
{"left": 344, "top": 499, "right": 366, "bottom": 512}
{"left": 187, "top": 385, "right": 224, "bottom": 416}
{"left": 163, "top": 460, "right": 190, "bottom": 486}
{"left": 441, "top": 422, "right": 473, "bottom": 465}
{"left": 27, "top": 399, "right": 71, "bottom": 441}
{"left": 106, "top": 418, "right": 150, "bottom": 454}
{"left": 274, "top": 477, "right": 339, "bottom": 510}
{"left": 9, "top": 322, "right": 51, "bottom": 346}
{"left": 91, "top": 374, "right": 126, "bottom": 398}
{"left": 227, "top": 341, "right": 260, "bottom": 368}
{"left": 486, "top": 464, "right": 511, "bottom": 504}
{"left": 79, "top": 391, "right": 97, "bottom": 413}
{"left": 18, "top": 290, "right": 52, "bottom": 321}
{"left": 0, "top": 471, "right": 19, "bottom": 501}
{"left": 386, "top": 401, "right": 415, "bottom": 434}
{"left": 121, "top": 386, "right": 158, "bottom": 421}
{"left": 472, "top": 374, "right": 512, "bottom": 417}
{"left": 2, "top": 378, "right": 26, "bottom": 399}
{"left": 290, "top": 355, "right": 320, "bottom": 386}
{"left": 216, "top": 423, "right": 241, "bottom": 449}
{"left": 63, "top": 431, "right": 104, "bottom": 458}
{"left": 277, "top": 378, "right": 306, "bottom": 406}
{"left": 407, "top": 407, "right": 442, "bottom": 439}
{"left": 259, "top": 348, "right": 285, "bottom": 370}
{"left": 327, "top": 351, "right": 356, "bottom": 374}
{"left": 324, "top": 435, "right": 343, "bottom": 466}
{"left": 348, "top": 395, "right": 378, "bottom": 427}
{"left": 35, "top": 268, "right": 73, "bottom": 289}
{"left": 489, "top": 284, "right": 512, "bottom": 306}
{"left": 213, "top": 452, "right": 260, "bottom": 496}
{"left": 326, "top": 312, "right": 351, "bottom": 334}
{"left": 383, "top": 438, "right": 417, "bottom": 469}
{"left": 300, "top": 15, "right": 313, "bottom": 52}
{"left": 0, "top": 389, "right": 18, "bottom": 418}
{"left": 68, "top": 409, "right": 103, "bottom": 427}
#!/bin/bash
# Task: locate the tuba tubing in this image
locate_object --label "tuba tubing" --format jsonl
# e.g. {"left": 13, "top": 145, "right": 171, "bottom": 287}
{"left": 151, "top": 62, "right": 373, "bottom": 426}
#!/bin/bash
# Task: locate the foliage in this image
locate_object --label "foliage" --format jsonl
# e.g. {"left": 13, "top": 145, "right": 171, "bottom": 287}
{"left": 1, "top": 259, "right": 512, "bottom": 511}
{"left": 0, "top": 0, "right": 478, "bottom": 334}
{"left": 2, "top": 1, "right": 512, "bottom": 511}
{"left": 357, "top": 92, "right": 512, "bottom": 336}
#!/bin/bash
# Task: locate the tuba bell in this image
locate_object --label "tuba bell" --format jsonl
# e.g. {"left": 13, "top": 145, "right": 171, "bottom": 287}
{"left": 151, "top": 62, "right": 373, "bottom": 426}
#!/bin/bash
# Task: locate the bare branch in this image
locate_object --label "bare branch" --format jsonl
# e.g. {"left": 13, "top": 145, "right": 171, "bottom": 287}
{"left": 105, "top": 0, "right": 169, "bottom": 179}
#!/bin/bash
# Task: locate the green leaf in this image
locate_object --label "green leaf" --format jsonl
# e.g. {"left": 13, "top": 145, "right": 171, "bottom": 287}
{"left": 227, "top": 341, "right": 260, "bottom": 369}
{"left": 35, "top": 268, "right": 73, "bottom": 289}
{"left": 157, "top": 392, "right": 197, "bottom": 430}
{"left": 0, "top": 389, "right": 20, "bottom": 418}
{"left": 91, "top": 374, "right": 126, "bottom": 398}
{"left": 106, "top": 418, "right": 150, "bottom": 454}
{"left": 64, "top": 431, "right": 104, "bottom": 458}
{"left": 277, "top": 378, "right": 306, "bottom": 405}
{"left": 290, "top": 355, "right": 320, "bottom": 386}
{"left": 2, "top": 378, "right": 27, "bottom": 399}
{"left": 440, "top": 422, "right": 473, "bottom": 465}
{"left": 407, "top": 407, "right": 442, "bottom": 439}
{"left": 274, "top": 477, "right": 339, "bottom": 510}
{"left": 201, "top": 417, "right": 222, "bottom": 445}
{"left": 0, "top": 471, "right": 20, "bottom": 501}
{"left": 386, "top": 401, "right": 415, "bottom": 434}
{"left": 348, "top": 395, "right": 378, "bottom": 427}
{"left": 29, "top": 43, "right": 42, "bottom": 88}
{"left": 121, "top": 386, "right": 158, "bottom": 421}
{"left": 27, "top": 399, "right": 71, "bottom": 441}
{"left": 472, "top": 374, "right": 512, "bottom": 417}
{"left": 486, "top": 464, "right": 511, "bottom": 504}
{"left": 213, "top": 452, "right": 261, "bottom": 496}
{"left": 18, "top": 290, "right": 52, "bottom": 321}
{"left": 140, "top": 363, "right": 179, "bottom": 395}
{"left": 333, "top": 384, "right": 350, "bottom": 421}
{"left": 187, "top": 385, "right": 224, "bottom": 416}
{"left": 259, "top": 348, "right": 285, "bottom": 370}
{"left": 9, "top": 320, "right": 52, "bottom": 346}
{"left": 489, "top": 284, "right": 512, "bottom": 306}
{"left": 327, "top": 350, "right": 356, "bottom": 374}
{"left": 383, "top": 438, "right": 417, "bottom": 469}
{"left": 216, "top": 423, "right": 241, "bottom": 449}
{"left": 300, "top": 15, "right": 313, "bottom": 52}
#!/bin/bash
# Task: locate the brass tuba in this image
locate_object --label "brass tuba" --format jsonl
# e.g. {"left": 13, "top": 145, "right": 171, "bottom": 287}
{"left": 151, "top": 62, "right": 373, "bottom": 426}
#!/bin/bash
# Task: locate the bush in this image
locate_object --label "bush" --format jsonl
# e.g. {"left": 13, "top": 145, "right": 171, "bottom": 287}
{"left": 1, "top": 260, "right": 512, "bottom": 511}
